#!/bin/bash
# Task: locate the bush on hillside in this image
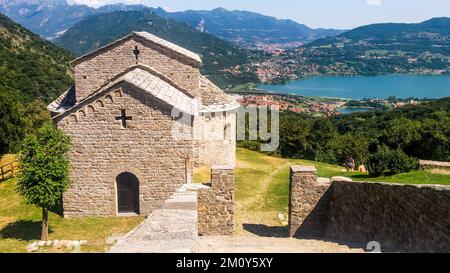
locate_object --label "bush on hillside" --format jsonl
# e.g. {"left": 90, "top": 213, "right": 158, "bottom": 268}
{"left": 367, "top": 146, "right": 419, "bottom": 177}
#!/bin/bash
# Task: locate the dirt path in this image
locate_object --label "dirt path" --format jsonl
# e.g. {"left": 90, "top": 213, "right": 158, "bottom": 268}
{"left": 234, "top": 158, "right": 292, "bottom": 236}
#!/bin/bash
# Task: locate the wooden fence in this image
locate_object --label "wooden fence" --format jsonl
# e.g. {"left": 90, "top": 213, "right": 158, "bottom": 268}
{"left": 0, "top": 160, "right": 19, "bottom": 182}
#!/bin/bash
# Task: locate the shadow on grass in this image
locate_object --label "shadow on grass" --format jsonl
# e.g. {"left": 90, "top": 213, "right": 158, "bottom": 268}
{"left": 0, "top": 220, "right": 53, "bottom": 241}
{"left": 243, "top": 224, "right": 288, "bottom": 238}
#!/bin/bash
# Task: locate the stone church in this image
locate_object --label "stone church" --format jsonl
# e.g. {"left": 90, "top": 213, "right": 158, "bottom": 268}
{"left": 48, "top": 32, "right": 239, "bottom": 217}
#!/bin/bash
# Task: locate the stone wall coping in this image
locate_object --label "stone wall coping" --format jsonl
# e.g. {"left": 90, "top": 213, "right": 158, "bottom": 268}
{"left": 419, "top": 160, "right": 450, "bottom": 168}
{"left": 212, "top": 165, "right": 235, "bottom": 170}
{"left": 290, "top": 165, "right": 317, "bottom": 173}
{"left": 332, "top": 180, "right": 450, "bottom": 192}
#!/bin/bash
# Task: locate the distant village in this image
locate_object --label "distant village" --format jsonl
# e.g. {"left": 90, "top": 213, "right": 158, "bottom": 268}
{"left": 232, "top": 92, "right": 424, "bottom": 117}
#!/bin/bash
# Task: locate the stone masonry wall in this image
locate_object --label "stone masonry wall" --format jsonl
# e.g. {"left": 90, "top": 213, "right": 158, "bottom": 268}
{"left": 419, "top": 160, "right": 450, "bottom": 170}
{"left": 327, "top": 180, "right": 450, "bottom": 252}
{"left": 197, "top": 166, "right": 234, "bottom": 236}
{"left": 193, "top": 112, "right": 237, "bottom": 167}
{"left": 74, "top": 37, "right": 200, "bottom": 102}
{"left": 57, "top": 83, "right": 193, "bottom": 217}
{"left": 288, "top": 166, "right": 332, "bottom": 238}
{"left": 288, "top": 167, "right": 450, "bottom": 252}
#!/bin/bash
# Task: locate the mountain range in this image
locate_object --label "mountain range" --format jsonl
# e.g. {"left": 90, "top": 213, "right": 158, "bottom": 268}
{"left": 0, "top": 0, "right": 145, "bottom": 39}
{"left": 0, "top": 0, "right": 344, "bottom": 47}
{"left": 151, "top": 7, "right": 344, "bottom": 49}
{"left": 55, "top": 9, "right": 259, "bottom": 88}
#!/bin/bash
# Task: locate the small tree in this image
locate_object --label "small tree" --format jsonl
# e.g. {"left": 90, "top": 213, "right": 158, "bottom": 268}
{"left": 17, "top": 123, "right": 71, "bottom": 241}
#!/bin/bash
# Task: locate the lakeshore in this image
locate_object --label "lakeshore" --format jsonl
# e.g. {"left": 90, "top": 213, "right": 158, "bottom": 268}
{"left": 256, "top": 74, "right": 450, "bottom": 100}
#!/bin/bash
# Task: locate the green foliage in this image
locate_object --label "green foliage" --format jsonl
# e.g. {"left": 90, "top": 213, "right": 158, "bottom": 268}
{"left": 19, "top": 100, "right": 52, "bottom": 137}
{"left": 366, "top": 146, "right": 393, "bottom": 177}
{"left": 309, "top": 118, "right": 336, "bottom": 162}
{"left": 17, "top": 123, "right": 71, "bottom": 209}
{"left": 0, "top": 13, "right": 73, "bottom": 104}
{"left": 0, "top": 92, "right": 23, "bottom": 153}
{"left": 240, "top": 98, "right": 449, "bottom": 174}
{"left": 334, "top": 98, "right": 450, "bottom": 161}
{"left": 0, "top": 96, "right": 52, "bottom": 153}
{"left": 367, "top": 146, "right": 419, "bottom": 177}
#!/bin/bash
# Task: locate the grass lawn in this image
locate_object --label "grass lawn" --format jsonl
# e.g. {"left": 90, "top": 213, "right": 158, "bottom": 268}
{"left": 0, "top": 177, "right": 143, "bottom": 253}
{"left": 231, "top": 148, "right": 450, "bottom": 235}
{"left": 233, "top": 82, "right": 258, "bottom": 91}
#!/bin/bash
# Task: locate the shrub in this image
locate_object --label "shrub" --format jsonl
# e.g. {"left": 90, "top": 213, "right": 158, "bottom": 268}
{"left": 390, "top": 149, "right": 419, "bottom": 174}
{"left": 367, "top": 146, "right": 391, "bottom": 177}
{"left": 367, "top": 146, "right": 419, "bottom": 177}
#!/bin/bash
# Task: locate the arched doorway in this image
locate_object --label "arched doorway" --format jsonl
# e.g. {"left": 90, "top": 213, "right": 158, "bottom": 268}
{"left": 116, "top": 172, "right": 140, "bottom": 214}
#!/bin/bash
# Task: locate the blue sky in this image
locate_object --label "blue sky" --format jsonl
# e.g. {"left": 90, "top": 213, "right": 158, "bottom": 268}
{"left": 69, "top": 0, "right": 450, "bottom": 29}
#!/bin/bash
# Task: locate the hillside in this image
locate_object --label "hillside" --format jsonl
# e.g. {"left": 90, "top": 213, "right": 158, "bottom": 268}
{"left": 152, "top": 7, "right": 344, "bottom": 49}
{"left": 0, "top": 12, "right": 72, "bottom": 103}
{"left": 254, "top": 18, "right": 450, "bottom": 83}
{"left": 299, "top": 18, "right": 450, "bottom": 75}
{"left": 55, "top": 10, "right": 259, "bottom": 88}
{"left": 0, "top": 0, "right": 146, "bottom": 39}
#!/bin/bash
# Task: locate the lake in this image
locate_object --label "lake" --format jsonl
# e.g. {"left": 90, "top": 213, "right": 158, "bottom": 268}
{"left": 257, "top": 74, "right": 450, "bottom": 100}
{"left": 337, "top": 107, "right": 375, "bottom": 114}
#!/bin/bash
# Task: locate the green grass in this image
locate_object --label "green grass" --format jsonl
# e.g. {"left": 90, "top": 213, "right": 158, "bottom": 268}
{"left": 0, "top": 178, "right": 143, "bottom": 253}
{"left": 235, "top": 148, "right": 450, "bottom": 213}
{"left": 1, "top": 149, "right": 448, "bottom": 249}
{"left": 233, "top": 82, "right": 258, "bottom": 91}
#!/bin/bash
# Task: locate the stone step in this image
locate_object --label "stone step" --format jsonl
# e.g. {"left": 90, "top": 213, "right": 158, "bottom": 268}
{"left": 109, "top": 184, "right": 199, "bottom": 253}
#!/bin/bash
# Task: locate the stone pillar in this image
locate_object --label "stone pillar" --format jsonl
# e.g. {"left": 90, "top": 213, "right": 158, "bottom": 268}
{"left": 288, "top": 165, "right": 332, "bottom": 238}
{"left": 197, "top": 165, "right": 234, "bottom": 236}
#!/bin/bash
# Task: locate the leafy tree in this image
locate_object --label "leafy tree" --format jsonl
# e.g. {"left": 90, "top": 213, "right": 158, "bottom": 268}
{"left": 367, "top": 146, "right": 419, "bottom": 177}
{"left": 308, "top": 118, "right": 336, "bottom": 162}
{"left": 20, "top": 100, "right": 52, "bottom": 136}
{"left": 17, "top": 123, "right": 71, "bottom": 240}
{"left": 0, "top": 93, "right": 24, "bottom": 153}
{"left": 329, "top": 133, "right": 370, "bottom": 166}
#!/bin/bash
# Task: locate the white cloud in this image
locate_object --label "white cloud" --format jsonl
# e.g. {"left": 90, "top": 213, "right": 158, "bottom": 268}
{"left": 366, "top": 0, "right": 382, "bottom": 6}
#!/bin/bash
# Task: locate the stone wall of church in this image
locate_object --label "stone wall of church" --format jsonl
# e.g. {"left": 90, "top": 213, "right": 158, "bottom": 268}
{"left": 193, "top": 112, "right": 237, "bottom": 167}
{"left": 197, "top": 166, "right": 234, "bottom": 236}
{"left": 74, "top": 37, "right": 200, "bottom": 102}
{"left": 56, "top": 83, "right": 193, "bottom": 217}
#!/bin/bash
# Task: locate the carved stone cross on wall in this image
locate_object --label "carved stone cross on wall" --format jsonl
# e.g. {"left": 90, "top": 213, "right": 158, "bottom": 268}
{"left": 115, "top": 109, "right": 132, "bottom": 128}
{"left": 133, "top": 45, "right": 140, "bottom": 62}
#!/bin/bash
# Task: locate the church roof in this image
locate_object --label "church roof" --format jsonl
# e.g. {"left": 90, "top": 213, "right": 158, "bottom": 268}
{"left": 47, "top": 85, "right": 77, "bottom": 113}
{"left": 50, "top": 67, "right": 201, "bottom": 117}
{"left": 198, "top": 76, "right": 240, "bottom": 112}
{"left": 72, "top": 31, "right": 202, "bottom": 67}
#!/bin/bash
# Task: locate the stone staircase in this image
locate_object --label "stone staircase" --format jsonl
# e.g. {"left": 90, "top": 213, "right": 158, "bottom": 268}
{"left": 109, "top": 184, "right": 208, "bottom": 253}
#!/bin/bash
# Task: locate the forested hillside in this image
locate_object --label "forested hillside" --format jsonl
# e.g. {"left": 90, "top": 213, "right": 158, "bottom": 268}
{"left": 0, "top": 12, "right": 72, "bottom": 103}
{"left": 0, "top": 12, "right": 72, "bottom": 153}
